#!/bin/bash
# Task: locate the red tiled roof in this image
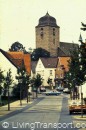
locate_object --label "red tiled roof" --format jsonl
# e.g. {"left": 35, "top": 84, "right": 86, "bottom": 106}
{"left": 8, "top": 51, "right": 31, "bottom": 74}
{"left": 58, "top": 57, "right": 70, "bottom": 71}
{"left": 8, "top": 51, "right": 24, "bottom": 59}
{"left": 23, "top": 54, "right": 31, "bottom": 74}
{"left": 0, "top": 49, "right": 31, "bottom": 75}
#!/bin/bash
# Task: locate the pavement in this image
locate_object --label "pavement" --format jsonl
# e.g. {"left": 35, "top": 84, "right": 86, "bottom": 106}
{"left": 0, "top": 93, "right": 45, "bottom": 122}
{"left": 0, "top": 96, "right": 34, "bottom": 118}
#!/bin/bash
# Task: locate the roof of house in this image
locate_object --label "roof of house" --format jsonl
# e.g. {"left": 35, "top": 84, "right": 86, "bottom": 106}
{"left": 58, "top": 42, "right": 79, "bottom": 56}
{"left": 58, "top": 57, "right": 70, "bottom": 71}
{"left": 0, "top": 49, "right": 31, "bottom": 74}
{"left": 40, "top": 57, "right": 58, "bottom": 68}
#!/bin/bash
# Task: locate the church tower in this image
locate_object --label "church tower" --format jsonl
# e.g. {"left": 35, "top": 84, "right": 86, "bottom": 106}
{"left": 35, "top": 12, "right": 60, "bottom": 57}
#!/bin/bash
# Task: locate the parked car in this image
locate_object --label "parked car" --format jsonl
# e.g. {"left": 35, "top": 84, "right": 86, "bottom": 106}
{"left": 45, "top": 90, "right": 61, "bottom": 96}
{"left": 63, "top": 88, "right": 70, "bottom": 94}
{"left": 40, "top": 86, "right": 46, "bottom": 92}
{"left": 56, "top": 86, "right": 64, "bottom": 91}
{"left": 69, "top": 100, "right": 86, "bottom": 114}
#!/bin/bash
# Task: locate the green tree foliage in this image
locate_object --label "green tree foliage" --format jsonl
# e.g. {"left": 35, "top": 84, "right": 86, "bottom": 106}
{"left": 31, "top": 48, "right": 50, "bottom": 61}
{"left": 47, "top": 78, "right": 53, "bottom": 89}
{"left": 13, "top": 68, "right": 30, "bottom": 100}
{"left": 79, "top": 42, "right": 86, "bottom": 82}
{"left": 5, "top": 69, "right": 13, "bottom": 110}
{"left": 5, "top": 69, "right": 14, "bottom": 90}
{"left": 9, "top": 41, "right": 27, "bottom": 53}
{"left": 65, "top": 41, "right": 86, "bottom": 90}
{"left": 81, "top": 22, "right": 86, "bottom": 31}
{"left": 32, "top": 74, "right": 43, "bottom": 98}
{"left": 0, "top": 68, "right": 4, "bottom": 95}
{"left": 2, "top": 69, "right": 13, "bottom": 97}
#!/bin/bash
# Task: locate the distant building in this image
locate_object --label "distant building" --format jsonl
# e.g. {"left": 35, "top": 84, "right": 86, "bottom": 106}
{"left": 55, "top": 57, "right": 70, "bottom": 87}
{"left": 35, "top": 12, "right": 78, "bottom": 57}
{"left": 36, "top": 58, "right": 58, "bottom": 87}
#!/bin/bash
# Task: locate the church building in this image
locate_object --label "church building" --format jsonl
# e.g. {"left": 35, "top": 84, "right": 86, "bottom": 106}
{"left": 35, "top": 12, "right": 78, "bottom": 57}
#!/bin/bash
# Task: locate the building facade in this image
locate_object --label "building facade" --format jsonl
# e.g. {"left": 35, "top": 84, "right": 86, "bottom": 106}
{"left": 35, "top": 12, "right": 78, "bottom": 57}
{"left": 35, "top": 12, "right": 60, "bottom": 57}
{"left": 36, "top": 58, "right": 58, "bottom": 87}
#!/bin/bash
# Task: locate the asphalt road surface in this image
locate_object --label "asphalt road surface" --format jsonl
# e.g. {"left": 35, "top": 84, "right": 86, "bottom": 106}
{"left": 0, "top": 94, "right": 78, "bottom": 130}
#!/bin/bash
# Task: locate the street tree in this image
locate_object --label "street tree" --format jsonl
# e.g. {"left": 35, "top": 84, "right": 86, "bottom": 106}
{"left": 31, "top": 48, "right": 50, "bottom": 61}
{"left": 0, "top": 68, "right": 4, "bottom": 105}
{"left": 6, "top": 69, "right": 13, "bottom": 111}
{"left": 79, "top": 40, "right": 86, "bottom": 83}
{"left": 14, "top": 68, "right": 31, "bottom": 104}
{"left": 64, "top": 36, "right": 86, "bottom": 99}
{"left": 47, "top": 78, "right": 53, "bottom": 89}
{"left": 0, "top": 68, "right": 4, "bottom": 94}
{"left": 81, "top": 22, "right": 86, "bottom": 31}
{"left": 79, "top": 23, "right": 86, "bottom": 117}
{"left": 32, "top": 74, "right": 43, "bottom": 98}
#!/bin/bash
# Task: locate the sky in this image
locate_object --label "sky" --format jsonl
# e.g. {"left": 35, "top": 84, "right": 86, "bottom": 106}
{"left": 0, "top": 0, "right": 86, "bottom": 51}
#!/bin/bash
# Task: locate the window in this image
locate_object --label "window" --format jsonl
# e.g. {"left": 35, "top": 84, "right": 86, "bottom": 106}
{"left": 41, "top": 28, "right": 43, "bottom": 31}
{"left": 60, "top": 73, "right": 63, "bottom": 78}
{"left": 53, "top": 28, "right": 55, "bottom": 36}
{"left": 50, "top": 70, "right": 52, "bottom": 76}
{"left": 40, "top": 28, "right": 43, "bottom": 38}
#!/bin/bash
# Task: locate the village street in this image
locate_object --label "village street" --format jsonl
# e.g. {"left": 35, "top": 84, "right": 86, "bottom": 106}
{"left": 1, "top": 93, "right": 85, "bottom": 130}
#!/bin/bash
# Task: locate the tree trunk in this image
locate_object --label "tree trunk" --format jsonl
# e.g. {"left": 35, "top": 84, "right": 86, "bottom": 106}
{"left": 36, "top": 88, "right": 38, "bottom": 98}
{"left": 8, "top": 89, "right": 10, "bottom": 111}
{"left": 26, "top": 86, "right": 29, "bottom": 103}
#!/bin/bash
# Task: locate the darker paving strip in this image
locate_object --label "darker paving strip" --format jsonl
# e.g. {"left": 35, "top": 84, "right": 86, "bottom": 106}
{"left": 0, "top": 97, "right": 45, "bottom": 122}
{"left": 58, "top": 96, "right": 78, "bottom": 130}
